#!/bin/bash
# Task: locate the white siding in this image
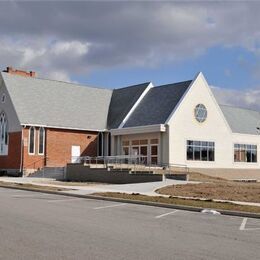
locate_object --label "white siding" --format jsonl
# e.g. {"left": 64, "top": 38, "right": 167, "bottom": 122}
{"left": 167, "top": 73, "right": 260, "bottom": 169}
{"left": 0, "top": 74, "right": 21, "bottom": 133}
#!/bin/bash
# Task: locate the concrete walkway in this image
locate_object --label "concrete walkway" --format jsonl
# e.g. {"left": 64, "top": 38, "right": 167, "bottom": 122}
{"left": 0, "top": 177, "right": 195, "bottom": 196}
{"left": 0, "top": 177, "right": 259, "bottom": 207}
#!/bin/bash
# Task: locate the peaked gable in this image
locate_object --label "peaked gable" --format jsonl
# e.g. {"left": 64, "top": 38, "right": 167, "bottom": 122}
{"left": 123, "top": 80, "right": 192, "bottom": 128}
{"left": 107, "top": 82, "right": 151, "bottom": 129}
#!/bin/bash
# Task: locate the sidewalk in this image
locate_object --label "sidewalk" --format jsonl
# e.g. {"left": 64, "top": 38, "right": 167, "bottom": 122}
{"left": 0, "top": 177, "right": 195, "bottom": 196}
{"left": 0, "top": 177, "right": 259, "bottom": 207}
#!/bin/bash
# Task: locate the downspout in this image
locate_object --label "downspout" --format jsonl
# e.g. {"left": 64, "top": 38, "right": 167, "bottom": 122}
{"left": 19, "top": 126, "right": 25, "bottom": 176}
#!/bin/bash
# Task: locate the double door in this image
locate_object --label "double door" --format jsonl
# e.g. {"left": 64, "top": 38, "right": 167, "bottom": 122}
{"left": 122, "top": 139, "right": 158, "bottom": 165}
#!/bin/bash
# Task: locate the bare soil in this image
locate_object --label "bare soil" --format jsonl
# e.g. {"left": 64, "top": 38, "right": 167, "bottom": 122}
{"left": 94, "top": 192, "right": 260, "bottom": 213}
{"left": 158, "top": 178, "right": 260, "bottom": 203}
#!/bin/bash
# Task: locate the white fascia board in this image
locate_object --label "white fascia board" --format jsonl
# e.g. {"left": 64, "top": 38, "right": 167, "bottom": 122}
{"left": 21, "top": 123, "right": 105, "bottom": 132}
{"left": 110, "top": 124, "right": 166, "bottom": 136}
{"left": 118, "top": 82, "right": 153, "bottom": 128}
{"left": 199, "top": 72, "right": 233, "bottom": 134}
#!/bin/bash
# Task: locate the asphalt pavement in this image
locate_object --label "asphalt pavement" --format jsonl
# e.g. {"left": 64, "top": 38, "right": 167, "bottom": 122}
{"left": 0, "top": 187, "right": 259, "bottom": 260}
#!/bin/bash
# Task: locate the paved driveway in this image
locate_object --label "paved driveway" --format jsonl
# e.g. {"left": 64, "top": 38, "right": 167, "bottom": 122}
{"left": 0, "top": 187, "right": 259, "bottom": 260}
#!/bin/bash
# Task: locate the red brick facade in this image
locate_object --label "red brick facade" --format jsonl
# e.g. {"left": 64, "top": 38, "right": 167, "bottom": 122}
{"left": 0, "top": 132, "right": 22, "bottom": 170}
{"left": 23, "top": 127, "right": 98, "bottom": 169}
{"left": 0, "top": 127, "right": 98, "bottom": 173}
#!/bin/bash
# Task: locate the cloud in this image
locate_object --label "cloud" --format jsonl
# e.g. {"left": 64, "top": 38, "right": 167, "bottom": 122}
{"left": 1, "top": 1, "right": 260, "bottom": 82}
{"left": 212, "top": 86, "right": 260, "bottom": 111}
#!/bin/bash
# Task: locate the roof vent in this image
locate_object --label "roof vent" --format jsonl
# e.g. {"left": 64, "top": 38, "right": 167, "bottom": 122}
{"left": 3, "top": 67, "right": 36, "bottom": 78}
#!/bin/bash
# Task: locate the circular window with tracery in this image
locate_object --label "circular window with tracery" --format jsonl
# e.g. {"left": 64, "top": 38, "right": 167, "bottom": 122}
{"left": 194, "top": 104, "right": 207, "bottom": 123}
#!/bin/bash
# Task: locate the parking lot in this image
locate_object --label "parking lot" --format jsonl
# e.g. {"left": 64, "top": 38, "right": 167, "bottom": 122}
{"left": 0, "top": 187, "right": 259, "bottom": 260}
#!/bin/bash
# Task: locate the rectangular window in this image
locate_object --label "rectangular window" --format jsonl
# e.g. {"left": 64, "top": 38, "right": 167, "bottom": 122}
{"left": 186, "top": 140, "right": 215, "bottom": 161}
{"left": 234, "top": 144, "right": 257, "bottom": 163}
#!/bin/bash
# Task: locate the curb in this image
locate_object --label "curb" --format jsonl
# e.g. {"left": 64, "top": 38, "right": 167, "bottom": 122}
{"left": 0, "top": 184, "right": 260, "bottom": 219}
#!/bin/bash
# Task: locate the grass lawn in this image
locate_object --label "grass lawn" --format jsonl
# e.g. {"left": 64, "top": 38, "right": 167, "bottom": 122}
{"left": 157, "top": 172, "right": 260, "bottom": 203}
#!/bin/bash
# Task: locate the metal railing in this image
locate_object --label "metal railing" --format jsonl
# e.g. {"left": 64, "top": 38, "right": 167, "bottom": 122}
{"left": 71, "top": 155, "right": 189, "bottom": 175}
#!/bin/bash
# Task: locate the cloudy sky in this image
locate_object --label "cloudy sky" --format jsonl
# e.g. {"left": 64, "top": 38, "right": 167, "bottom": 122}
{"left": 1, "top": 1, "right": 260, "bottom": 109}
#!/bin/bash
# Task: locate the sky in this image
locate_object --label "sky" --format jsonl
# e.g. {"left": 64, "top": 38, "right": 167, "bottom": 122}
{"left": 1, "top": 1, "right": 260, "bottom": 110}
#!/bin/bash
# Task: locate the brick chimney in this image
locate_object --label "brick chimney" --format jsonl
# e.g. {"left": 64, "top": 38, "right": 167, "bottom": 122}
{"left": 3, "top": 67, "right": 36, "bottom": 78}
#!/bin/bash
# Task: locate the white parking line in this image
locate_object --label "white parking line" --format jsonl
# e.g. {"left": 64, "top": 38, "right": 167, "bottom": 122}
{"left": 155, "top": 210, "right": 179, "bottom": 219}
{"left": 47, "top": 198, "right": 83, "bottom": 203}
{"left": 239, "top": 218, "right": 248, "bottom": 230}
{"left": 239, "top": 218, "right": 260, "bottom": 231}
{"left": 94, "top": 203, "right": 126, "bottom": 210}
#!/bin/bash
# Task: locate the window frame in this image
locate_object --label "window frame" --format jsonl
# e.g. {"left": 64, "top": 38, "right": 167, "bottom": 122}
{"left": 186, "top": 140, "right": 215, "bottom": 162}
{"left": 28, "top": 126, "right": 36, "bottom": 155}
{"left": 194, "top": 104, "right": 207, "bottom": 123}
{"left": 38, "top": 127, "right": 45, "bottom": 155}
{"left": 233, "top": 143, "right": 257, "bottom": 163}
{"left": 0, "top": 112, "right": 8, "bottom": 156}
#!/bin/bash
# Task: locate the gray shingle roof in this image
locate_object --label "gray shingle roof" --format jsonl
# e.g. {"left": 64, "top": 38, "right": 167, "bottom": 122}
{"left": 107, "top": 82, "right": 150, "bottom": 129}
{"left": 219, "top": 105, "right": 260, "bottom": 135}
{"left": 123, "top": 80, "right": 192, "bottom": 128}
{"left": 2, "top": 72, "right": 112, "bottom": 131}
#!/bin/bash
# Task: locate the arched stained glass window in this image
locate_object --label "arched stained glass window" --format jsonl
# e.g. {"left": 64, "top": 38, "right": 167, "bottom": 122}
{"left": 0, "top": 112, "right": 8, "bottom": 155}
{"left": 29, "top": 126, "right": 35, "bottom": 154}
{"left": 38, "top": 127, "right": 45, "bottom": 155}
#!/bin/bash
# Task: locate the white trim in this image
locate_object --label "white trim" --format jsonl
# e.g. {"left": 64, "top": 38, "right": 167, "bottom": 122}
{"left": 165, "top": 74, "right": 197, "bottom": 124}
{"left": 110, "top": 124, "right": 166, "bottom": 136}
{"left": 118, "top": 82, "right": 153, "bottom": 128}
{"left": 21, "top": 123, "right": 105, "bottom": 132}
{"left": 38, "top": 127, "right": 45, "bottom": 155}
{"left": 28, "top": 126, "right": 36, "bottom": 155}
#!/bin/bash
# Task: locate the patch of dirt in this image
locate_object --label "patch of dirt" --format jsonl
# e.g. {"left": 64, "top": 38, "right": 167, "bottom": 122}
{"left": 157, "top": 182, "right": 260, "bottom": 203}
{"left": 0, "top": 181, "right": 68, "bottom": 191}
{"left": 93, "top": 192, "right": 260, "bottom": 213}
{"left": 188, "top": 172, "right": 226, "bottom": 182}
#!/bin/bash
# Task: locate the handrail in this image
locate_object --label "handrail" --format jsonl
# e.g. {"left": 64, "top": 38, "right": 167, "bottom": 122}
{"left": 71, "top": 155, "right": 189, "bottom": 175}
{"left": 24, "top": 157, "right": 49, "bottom": 169}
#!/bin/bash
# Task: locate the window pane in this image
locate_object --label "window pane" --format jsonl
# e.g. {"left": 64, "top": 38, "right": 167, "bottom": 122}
{"left": 29, "top": 127, "right": 35, "bottom": 154}
{"left": 122, "top": 140, "right": 129, "bottom": 146}
{"left": 150, "top": 139, "right": 158, "bottom": 144}
{"left": 39, "top": 128, "right": 44, "bottom": 154}
{"left": 194, "top": 147, "right": 200, "bottom": 160}
{"left": 151, "top": 145, "right": 158, "bottom": 156}
{"left": 187, "top": 140, "right": 193, "bottom": 146}
{"left": 151, "top": 156, "right": 158, "bottom": 164}
{"left": 187, "top": 146, "right": 193, "bottom": 160}
{"left": 252, "top": 150, "right": 257, "bottom": 162}
{"left": 234, "top": 143, "right": 257, "bottom": 163}
{"left": 140, "top": 139, "right": 148, "bottom": 145}
{"left": 132, "top": 140, "right": 139, "bottom": 145}
{"left": 201, "top": 148, "right": 208, "bottom": 161}
{"left": 123, "top": 147, "right": 129, "bottom": 155}
{"left": 208, "top": 148, "right": 214, "bottom": 161}
{"left": 140, "top": 146, "right": 148, "bottom": 156}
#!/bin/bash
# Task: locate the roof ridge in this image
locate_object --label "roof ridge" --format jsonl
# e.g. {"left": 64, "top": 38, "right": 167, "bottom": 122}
{"left": 1, "top": 71, "right": 112, "bottom": 92}
{"left": 155, "top": 80, "right": 192, "bottom": 89}
{"left": 219, "top": 103, "right": 260, "bottom": 114}
{"left": 114, "top": 82, "right": 151, "bottom": 91}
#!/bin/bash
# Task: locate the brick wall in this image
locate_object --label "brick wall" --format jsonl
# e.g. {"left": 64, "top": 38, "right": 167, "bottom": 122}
{"left": 23, "top": 127, "right": 98, "bottom": 169}
{"left": 0, "top": 131, "right": 22, "bottom": 170}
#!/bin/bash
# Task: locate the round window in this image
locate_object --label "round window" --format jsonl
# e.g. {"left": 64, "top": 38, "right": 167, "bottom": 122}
{"left": 194, "top": 104, "right": 207, "bottom": 123}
